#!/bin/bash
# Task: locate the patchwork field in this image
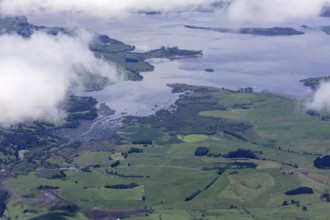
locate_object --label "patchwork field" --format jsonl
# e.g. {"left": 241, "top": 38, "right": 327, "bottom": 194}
{"left": 3, "top": 85, "right": 330, "bottom": 220}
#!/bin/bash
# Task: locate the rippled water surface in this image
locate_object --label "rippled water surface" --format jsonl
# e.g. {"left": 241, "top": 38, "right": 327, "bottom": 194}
{"left": 29, "top": 13, "right": 330, "bottom": 116}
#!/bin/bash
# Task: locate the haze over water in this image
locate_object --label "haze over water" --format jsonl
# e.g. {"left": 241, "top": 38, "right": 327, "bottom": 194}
{"left": 29, "top": 12, "right": 330, "bottom": 117}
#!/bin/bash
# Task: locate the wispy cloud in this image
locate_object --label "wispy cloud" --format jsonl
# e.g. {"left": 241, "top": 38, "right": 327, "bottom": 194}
{"left": 1, "top": 0, "right": 329, "bottom": 23}
{"left": 0, "top": 31, "right": 119, "bottom": 126}
{"left": 0, "top": 0, "right": 214, "bottom": 18}
{"left": 307, "top": 82, "right": 330, "bottom": 112}
{"left": 227, "top": 0, "right": 330, "bottom": 24}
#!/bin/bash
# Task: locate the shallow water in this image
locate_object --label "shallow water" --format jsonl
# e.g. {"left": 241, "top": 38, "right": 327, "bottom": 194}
{"left": 28, "top": 12, "right": 330, "bottom": 117}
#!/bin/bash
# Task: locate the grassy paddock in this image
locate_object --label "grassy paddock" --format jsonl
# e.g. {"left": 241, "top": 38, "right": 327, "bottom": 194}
{"left": 4, "top": 85, "right": 330, "bottom": 219}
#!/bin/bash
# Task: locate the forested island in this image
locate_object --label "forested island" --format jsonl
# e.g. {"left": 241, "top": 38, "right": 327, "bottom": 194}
{"left": 0, "top": 16, "right": 203, "bottom": 84}
{"left": 185, "top": 25, "right": 304, "bottom": 36}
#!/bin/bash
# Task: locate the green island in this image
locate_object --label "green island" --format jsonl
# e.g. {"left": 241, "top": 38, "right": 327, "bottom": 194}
{"left": 185, "top": 25, "right": 304, "bottom": 36}
{"left": 0, "top": 16, "right": 203, "bottom": 84}
{"left": 1, "top": 15, "right": 330, "bottom": 220}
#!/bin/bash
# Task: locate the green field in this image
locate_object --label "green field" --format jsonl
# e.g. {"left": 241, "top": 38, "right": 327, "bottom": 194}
{"left": 2, "top": 16, "right": 330, "bottom": 219}
{"left": 3, "top": 85, "right": 330, "bottom": 219}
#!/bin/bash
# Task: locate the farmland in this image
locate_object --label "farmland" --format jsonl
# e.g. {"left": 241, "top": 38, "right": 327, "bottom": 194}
{"left": 2, "top": 84, "right": 330, "bottom": 219}
{"left": 1, "top": 15, "right": 330, "bottom": 220}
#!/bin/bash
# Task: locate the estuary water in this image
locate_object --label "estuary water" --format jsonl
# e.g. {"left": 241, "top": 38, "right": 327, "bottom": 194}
{"left": 28, "top": 12, "right": 330, "bottom": 117}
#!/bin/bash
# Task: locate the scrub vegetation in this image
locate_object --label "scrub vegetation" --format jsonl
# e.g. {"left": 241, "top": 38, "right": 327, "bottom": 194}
{"left": 1, "top": 16, "right": 330, "bottom": 220}
{"left": 2, "top": 84, "right": 330, "bottom": 220}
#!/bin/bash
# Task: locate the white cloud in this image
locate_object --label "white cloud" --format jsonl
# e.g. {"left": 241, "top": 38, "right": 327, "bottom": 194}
{"left": 307, "top": 82, "right": 330, "bottom": 112}
{"left": 0, "top": 0, "right": 328, "bottom": 23}
{"left": 0, "top": 0, "right": 214, "bottom": 18}
{"left": 0, "top": 31, "right": 119, "bottom": 126}
{"left": 227, "top": 0, "right": 330, "bottom": 24}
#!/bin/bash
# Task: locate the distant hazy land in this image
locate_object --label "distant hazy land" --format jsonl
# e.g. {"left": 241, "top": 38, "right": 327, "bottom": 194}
{"left": 185, "top": 25, "right": 305, "bottom": 36}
